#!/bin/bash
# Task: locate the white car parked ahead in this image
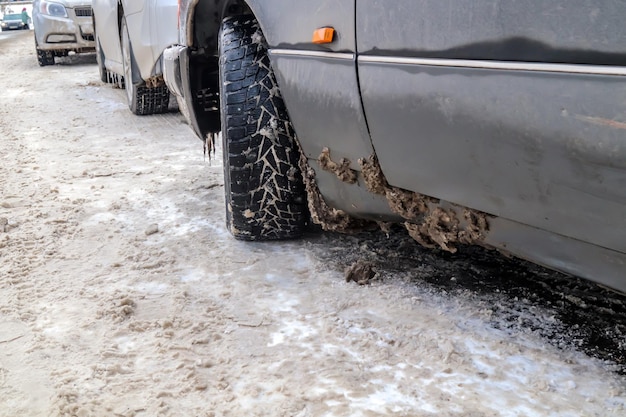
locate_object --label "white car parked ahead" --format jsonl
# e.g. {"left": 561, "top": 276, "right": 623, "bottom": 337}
{"left": 92, "top": 0, "right": 178, "bottom": 115}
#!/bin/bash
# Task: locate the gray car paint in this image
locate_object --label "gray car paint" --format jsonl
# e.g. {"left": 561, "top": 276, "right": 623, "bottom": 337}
{"left": 246, "top": 0, "right": 355, "bottom": 52}
{"left": 167, "top": 0, "right": 626, "bottom": 292}
{"left": 269, "top": 51, "right": 396, "bottom": 220}
{"left": 359, "top": 64, "right": 626, "bottom": 253}
{"left": 356, "top": 0, "right": 626, "bottom": 65}
{"left": 354, "top": 0, "right": 626, "bottom": 290}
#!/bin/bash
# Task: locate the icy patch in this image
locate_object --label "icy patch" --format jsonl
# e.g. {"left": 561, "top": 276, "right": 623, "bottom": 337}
{"left": 133, "top": 281, "right": 168, "bottom": 295}
{"left": 113, "top": 335, "right": 135, "bottom": 354}
{"left": 268, "top": 317, "right": 318, "bottom": 347}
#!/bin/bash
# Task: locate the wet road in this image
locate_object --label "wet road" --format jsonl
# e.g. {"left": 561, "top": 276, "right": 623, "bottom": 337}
{"left": 307, "top": 225, "right": 626, "bottom": 375}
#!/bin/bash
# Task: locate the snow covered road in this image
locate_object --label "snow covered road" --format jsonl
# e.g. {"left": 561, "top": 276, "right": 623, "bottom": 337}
{"left": 1, "top": 31, "right": 625, "bottom": 417}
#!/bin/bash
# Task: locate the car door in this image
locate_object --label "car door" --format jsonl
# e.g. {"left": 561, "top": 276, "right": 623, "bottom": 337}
{"left": 357, "top": 0, "right": 626, "bottom": 254}
{"left": 93, "top": 0, "right": 123, "bottom": 68}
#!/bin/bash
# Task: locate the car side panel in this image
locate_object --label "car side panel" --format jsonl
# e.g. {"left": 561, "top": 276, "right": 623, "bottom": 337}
{"left": 359, "top": 64, "right": 626, "bottom": 252}
{"left": 357, "top": 0, "right": 626, "bottom": 254}
{"left": 270, "top": 52, "right": 396, "bottom": 219}
{"left": 245, "top": 0, "right": 355, "bottom": 53}
{"left": 356, "top": 0, "right": 626, "bottom": 64}
{"left": 94, "top": 0, "right": 177, "bottom": 81}
{"left": 92, "top": 0, "right": 122, "bottom": 72}
{"left": 124, "top": 0, "right": 178, "bottom": 80}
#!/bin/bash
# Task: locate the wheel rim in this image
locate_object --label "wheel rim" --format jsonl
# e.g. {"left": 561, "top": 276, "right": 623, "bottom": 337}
{"left": 121, "top": 19, "right": 134, "bottom": 106}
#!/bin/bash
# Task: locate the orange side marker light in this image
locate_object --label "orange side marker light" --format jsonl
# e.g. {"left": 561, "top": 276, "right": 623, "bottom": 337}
{"left": 312, "top": 27, "right": 335, "bottom": 44}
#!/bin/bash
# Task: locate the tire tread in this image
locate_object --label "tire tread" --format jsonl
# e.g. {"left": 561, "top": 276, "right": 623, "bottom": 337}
{"left": 220, "top": 16, "right": 307, "bottom": 240}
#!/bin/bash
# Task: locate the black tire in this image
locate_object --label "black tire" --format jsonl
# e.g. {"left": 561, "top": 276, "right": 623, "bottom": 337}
{"left": 120, "top": 17, "right": 169, "bottom": 115}
{"left": 219, "top": 16, "right": 308, "bottom": 241}
{"left": 36, "top": 48, "right": 54, "bottom": 66}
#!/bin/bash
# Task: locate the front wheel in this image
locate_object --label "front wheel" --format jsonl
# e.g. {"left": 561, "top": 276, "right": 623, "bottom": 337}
{"left": 219, "top": 16, "right": 308, "bottom": 241}
{"left": 36, "top": 48, "right": 54, "bottom": 66}
{"left": 120, "top": 17, "right": 169, "bottom": 115}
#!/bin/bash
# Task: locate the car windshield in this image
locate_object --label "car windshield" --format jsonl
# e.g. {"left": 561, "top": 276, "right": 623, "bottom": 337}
{"left": 3, "top": 14, "right": 22, "bottom": 21}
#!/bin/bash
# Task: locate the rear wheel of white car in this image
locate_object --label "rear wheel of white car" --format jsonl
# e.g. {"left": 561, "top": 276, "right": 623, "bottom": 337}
{"left": 219, "top": 16, "right": 308, "bottom": 241}
{"left": 120, "top": 17, "right": 169, "bottom": 115}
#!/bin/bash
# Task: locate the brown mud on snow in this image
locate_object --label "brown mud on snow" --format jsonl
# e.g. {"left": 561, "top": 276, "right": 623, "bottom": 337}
{"left": 359, "top": 154, "right": 490, "bottom": 253}
{"left": 0, "top": 217, "right": 8, "bottom": 233}
{"left": 345, "top": 259, "right": 377, "bottom": 285}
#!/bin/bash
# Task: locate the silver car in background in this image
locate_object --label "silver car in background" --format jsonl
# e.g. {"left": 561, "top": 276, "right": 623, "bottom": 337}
{"left": 1, "top": 13, "right": 29, "bottom": 31}
{"left": 32, "top": 0, "right": 95, "bottom": 66}
{"left": 92, "top": 0, "right": 178, "bottom": 115}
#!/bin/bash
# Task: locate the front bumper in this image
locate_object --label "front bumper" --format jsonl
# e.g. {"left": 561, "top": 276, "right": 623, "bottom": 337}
{"left": 34, "top": 12, "right": 95, "bottom": 52}
{"left": 163, "top": 44, "right": 203, "bottom": 140}
{"left": 163, "top": 45, "right": 186, "bottom": 98}
{"left": 1, "top": 21, "right": 28, "bottom": 30}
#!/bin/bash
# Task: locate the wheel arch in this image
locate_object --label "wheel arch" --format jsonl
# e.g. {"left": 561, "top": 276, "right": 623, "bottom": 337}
{"left": 184, "top": 0, "right": 254, "bottom": 137}
{"left": 189, "top": 0, "right": 252, "bottom": 53}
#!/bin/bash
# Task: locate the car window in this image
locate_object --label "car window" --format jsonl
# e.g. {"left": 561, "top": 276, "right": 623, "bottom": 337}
{"left": 3, "top": 14, "right": 22, "bottom": 20}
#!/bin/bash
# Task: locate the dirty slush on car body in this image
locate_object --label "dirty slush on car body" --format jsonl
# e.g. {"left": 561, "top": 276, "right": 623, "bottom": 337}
{"left": 218, "top": 16, "right": 490, "bottom": 251}
{"left": 163, "top": 0, "right": 626, "bottom": 295}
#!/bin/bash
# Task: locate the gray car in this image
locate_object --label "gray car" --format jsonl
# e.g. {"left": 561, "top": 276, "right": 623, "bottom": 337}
{"left": 32, "top": 0, "right": 95, "bottom": 66}
{"left": 163, "top": 1, "right": 626, "bottom": 294}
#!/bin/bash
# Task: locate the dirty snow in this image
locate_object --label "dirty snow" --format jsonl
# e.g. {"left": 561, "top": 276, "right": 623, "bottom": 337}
{"left": 0, "top": 31, "right": 625, "bottom": 417}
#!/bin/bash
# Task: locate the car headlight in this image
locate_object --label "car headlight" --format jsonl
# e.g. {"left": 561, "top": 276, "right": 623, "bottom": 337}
{"left": 40, "top": 1, "right": 68, "bottom": 18}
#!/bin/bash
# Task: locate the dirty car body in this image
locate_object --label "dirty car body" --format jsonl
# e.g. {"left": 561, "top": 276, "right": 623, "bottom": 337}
{"left": 165, "top": 0, "right": 626, "bottom": 294}
{"left": 32, "top": 0, "right": 95, "bottom": 65}
{"left": 92, "top": 0, "right": 178, "bottom": 114}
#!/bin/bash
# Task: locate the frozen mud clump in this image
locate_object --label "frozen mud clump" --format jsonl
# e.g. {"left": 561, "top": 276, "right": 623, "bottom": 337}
{"left": 318, "top": 147, "right": 358, "bottom": 184}
{"left": 299, "top": 152, "right": 375, "bottom": 233}
{"left": 359, "top": 154, "right": 490, "bottom": 253}
{"left": 145, "top": 224, "right": 159, "bottom": 236}
{"left": 345, "top": 260, "right": 377, "bottom": 285}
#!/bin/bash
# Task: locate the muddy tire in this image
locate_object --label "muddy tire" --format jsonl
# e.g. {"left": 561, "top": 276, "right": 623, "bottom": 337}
{"left": 219, "top": 16, "right": 307, "bottom": 241}
{"left": 120, "top": 17, "right": 169, "bottom": 115}
{"left": 36, "top": 48, "right": 54, "bottom": 66}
